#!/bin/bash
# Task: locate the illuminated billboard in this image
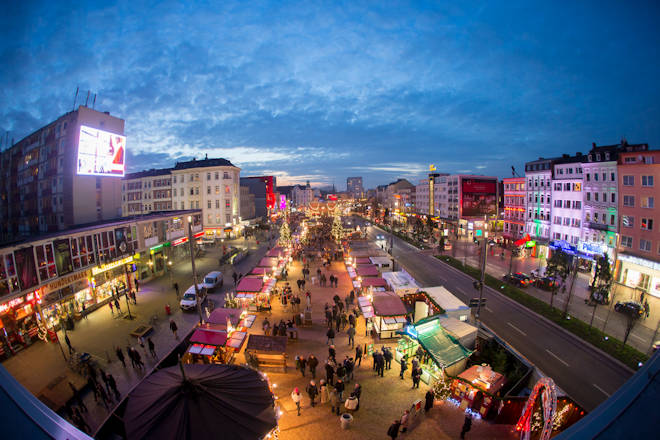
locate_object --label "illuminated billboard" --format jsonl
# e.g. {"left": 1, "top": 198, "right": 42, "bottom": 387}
{"left": 461, "top": 178, "right": 497, "bottom": 217}
{"left": 77, "top": 125, "right": 126, "bottom": 177}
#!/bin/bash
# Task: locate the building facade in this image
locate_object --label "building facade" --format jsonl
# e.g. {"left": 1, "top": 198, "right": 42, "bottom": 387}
{"left": 346, "top": 176, "right": 364, "bottom": 198}
{"left": 0, "top": 106, "right": 125, "bottom": 242}
{"left": 291, "top": 183, "right": 314, "bottom": 208}
{"left": 617, "top": 149, "right": 660, "bottom": 298}
{"left": 524, "top": 158, "right": 555, "bottom": 256}
{"left": 239, "top": 186, "right": 256, "bottom": 220}
{"left": 550, "top": 158, "right": 585, "bottom": 247}
{"left": 240, "top": 176, "right": 276, "bottom": 219}
{"left": 502, "top": 177, "right": 526, "bottom": 244}
{"left": 122, "top": 168, "right": 173, "bottom": 215}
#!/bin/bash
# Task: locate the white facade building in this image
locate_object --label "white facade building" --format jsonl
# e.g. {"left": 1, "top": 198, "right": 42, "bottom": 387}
{"left": 291, "top": 184, "right": 314, "bottom": 207}
{"left": 550, "top": 160, "right": 585, "bottom": 246}
{"left": 122, "top": 169, "right": 173, "bottom": 215}
{"left": 524, "top": 158, "right": 554, "bottom": 243}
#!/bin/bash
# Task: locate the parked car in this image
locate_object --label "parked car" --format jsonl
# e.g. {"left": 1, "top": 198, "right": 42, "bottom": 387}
{"left": 443, "top": 243, "right": 452, "bottom": 251}
{"left": 503, "top": 272, "right": 531, "bottom": 287}
{"left": 376, "top": 234, "right": 385, "bottom": 241}
{"left": 180, "top": 284, "right": 207, "bottom": 311}
{"left": 201, "top": 271, "right": 223, "bottom": 292}
{"left": 534, "top": 276, "right": 558, "bottom": 291}
{"left": 614, "top": 301, "right": 644, "bottom": 318}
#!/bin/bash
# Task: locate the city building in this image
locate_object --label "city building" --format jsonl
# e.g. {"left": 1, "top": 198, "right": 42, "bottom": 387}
{"left": 122, "top": 168, "right": 173, "bottom": 215}
{"left": 239, "top": 186, "right": 256, "bottom": 220}
{"left": 240, "top": 176, "right": 276, "bottom": 219}
{"left": 616, "top": 149, "right": 660, "bottom": 298}
{"left": 0, "top": 210, "right": 202, "bottom": 356}
{"left": 346, "top": 176, "right": 364, "bottom": 199}
{"left": 524, "top": 158, "right": 556, "bottom": 257}
{"left": 549, "top": 156, "right": 585, "bottom": 248}
{"left": 170, "top": 158, "right": 241, "bottom": 238}
{"left": 290, "top": 182, "right": 314, "bottom": 208}
{"left": 0, "top": 106, "right": 125, "bottom": 242}
{"left": 502, "top": 177, "right": 526, "bottom": 244}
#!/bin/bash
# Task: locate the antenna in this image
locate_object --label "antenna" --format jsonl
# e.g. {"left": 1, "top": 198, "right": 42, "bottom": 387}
{"left": 92, "top": 94, "right": 97, "bottom": 109}
{"left": 85, "top": 90, "right": 90, "bottom": 107}
{"left": 73, "top": 87, "right": 79, "bottom": 110}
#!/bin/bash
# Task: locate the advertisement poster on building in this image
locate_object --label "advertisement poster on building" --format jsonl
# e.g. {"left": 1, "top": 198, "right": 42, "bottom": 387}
{"left": 114, "top": 227, "right": 131, "bottom": 256}
{"left": 461, "top": 179, "right": 497, "bottom": 217}
{"left": 53, "top": 239, "right": 73, "bottom": 276}
{"left": 76, "top": 125, "right": 126, "bottom": 177}
{"left": 13, "top": 247, "right": 39, "bottom": 291}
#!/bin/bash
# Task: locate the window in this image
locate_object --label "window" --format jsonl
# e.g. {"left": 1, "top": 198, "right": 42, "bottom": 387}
{"left": 594, "top": 193, "right": 599, "bottom": 202}
{"left": 35, "top": 243, "right": 57, "bottom": 281}
{"left": 641, "top": 218, "right": 654, "bottom": 230}
{"left": 623, "top": 175, "right": 634, "bottom": 186}
{"left": 641, "top": 197, "right": 654, "bottom": 209}
{"left": 564, "top": 183, "right": 571, "bottom": 191}
{"left": 195, "top": 187, "right": 199, "bottom": 195}
{"left": 586, "top": 192, "right": 591, "bottom": 201}
{"left": 572, "top": 219, "right": 581, "bottom": 228}
{"left": 215, "top": 172, "right": 219, "bottom": 180}
{"left": 585, "top": 213, "right": 591, "bottom": 222}
{"left": 645, "top": 156, "right": 655, "bottom": 164}
{"left": 195, "top": 200, "right": 199, "bottom": 209}
{"left": 223, "top": 172, "right": 230, "bottom": 179}
{"left": 190, "top": 188, "right": 194, "bottom": 196}
{"left": 610, "top": 215, "right": 615, "bottom": 226}
{"left": 594, "top": 173, "right": 599, "bottom": 181}
{"left": 208, "top": 214, "right": 212, "bottom": 223}
{"left": 207, "top": 186, "right": 211, "bottom": 195}
{"left": 226, "top": 214, "right": 231, "bottom": 223}
{"left": 181, "top": 202, "right": 185, "bottom": 209}
{"left": 215, "top": 200, "right": 220, "bottom": 209}
{"left": 173, "top": 188, "right": 177, "bottom": 197}
{"left": 602, "top": 173, "right": 606, "bottom": 181}
{"left": 215, "top": 186, "right": 220, "bottom": 195}
{"left": 623, "top": 195, "right": 635, "bottom": 207}
{"left": 572, "top": 201, "right": 581, "bottom": 209}
{"left": 642, "top": 176, "right": 654, "bottom": 187}
{"left": 207, "top": 173, "right": 211, "bottom": 180}
{"left": 611, "top": 173, "right": 615, "bottom": 181}
{"left": 563, "top": 217, "right": 570, "bottom": 226}
{"left": 621, "top": 236, "right": 633, "bottom": 248}
{"left": 554, "top": 200, "right": 562, "bottom": 208}
{"left": 225, "top": 199, "right": 230, "bottom": 208}
{"left": 554, "top": 183, "right": 562, "bottom": 191}
{"left": 640, "top": 239, "right": 651, "bottom": 252}
{"left": 586, "top": 173, "right": 590, "bottom": 181}
{"left": 207, "top": 200, "right": 211, "bottom": 209}
{"left": 611, "top": 193, "right": 615, "bottom": 203}
{"left": 554, "top": 216, "right": 562, "bottom": 225}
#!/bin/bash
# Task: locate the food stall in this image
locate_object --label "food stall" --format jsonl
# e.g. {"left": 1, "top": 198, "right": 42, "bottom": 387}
{"left": 382, "top": 270, "right": 420, "bottom": 297}
{"left": 361, "top": 277, "right": 387, "bottom": 289}
{"left": 369, "top": 256, "right": 393, "bottom": 272}
{"left": 235, "top": 277, "right": 265, "bottom": 311}
{"left": 358, "top": 291, "right": 409, "bottom": 339}
{"left": 266, "top": 246, "right": 285, "bottom": 258}
{"left": 404, "top": 286, "right": 471, "bottom": 322}
{"left": 356, "top": 264, "right": 380, "bottom": 278}
{"left": 244, "top": 334, "right": 288, "bottom": 372}
{"left": 249, "top": 267, "right": 269, "bottom": 277}
{"left": 395, "top": 315, "right": 472, "bottom": 384}
{"left": 450, "top": 364, "right": 506, "bottom": 417}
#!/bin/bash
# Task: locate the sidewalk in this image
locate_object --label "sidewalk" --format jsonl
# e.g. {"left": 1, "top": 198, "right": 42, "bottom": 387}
{"left": 1, "top": 234, "right": 271, "bottom": 434}
{"left": 263, "top": 248, "right": 514, "bottom": 440}
{"left": 448, "top": 238, "right": 657, "bottom": 353}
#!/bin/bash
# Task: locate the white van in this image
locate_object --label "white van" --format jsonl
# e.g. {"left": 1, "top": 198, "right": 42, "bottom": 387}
{"left": 202, "top": 271, "right": 224, "bottom": 292}
{"left": 180, "top": 284, "right": 207, "bottom": 311}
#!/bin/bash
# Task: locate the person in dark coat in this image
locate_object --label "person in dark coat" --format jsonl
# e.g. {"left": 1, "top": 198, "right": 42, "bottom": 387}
{"left": 425, "top": 389, "right": 435, "bottom": 412}
{"left": 412, "top": 367, "right": 421, "bottom": 388}
{"left": 387, "top": 420, "right": 402, "bottom": 439}
{"left": 326, "top": 328, "right": 335, "bottom": 345}
{"left": 334, "top": 378, "right": 345, "bottom": 401}
{"left": 325, "top": 361, "right": 335, "bottom": 386}
{"left": 399, "top": 358, "right": 408, "bottom": 379}
{"left": 308, "top": 354, "right": 319, "bottom": 379}
{"left": 116, "top": 346, "right": 126, "bottom": 367}
{"left": 355, "top": 345, "right": 363, "bottom": 367}
{"left": 65, "top": 333, "right": 74, "bottom": 354}
{"left": 306, "top": 380, "right": 318, "bottom": 407}
{"left": 148, "top": 337, "right": 157, "bottom": 358}
{"left": 383, "top": 347, "right": 393, "bottom": 369}
{"left": 107, "top": 373, "right": 120, "bottom": 400}
{"left": 353, "top": 383, "right": 362, "bottom": 410}
{"left": 328, "top": 345, "right": 336, "bottom": 362}
{"left": 299, "top": 356, "right": 307, "bottom": 377}
{"left": 460, "top": 414, "right": 472, "bottom": 438}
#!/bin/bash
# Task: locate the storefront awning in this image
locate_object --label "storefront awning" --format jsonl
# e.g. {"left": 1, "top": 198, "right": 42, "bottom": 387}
{"left": 237, "top": 277, "right": 264, "bottom": 292}
{"left": 414, "top": 318, "right": 472, "bottom": 369}
{"left": 207, "top": 308, "right": 243, "bottom": 327}
{"left": 358, "top": 296, "right": 375, "bottom": 318}
{"left": 227, "top": 331, "right": 247, "bottom": 349}
{"left": 356, "top": 265, "right": 380, "bottom": 277}
{"left": 266, "top": 247, "right": 284, "bottom": 258}
{"left": 372, "top": 291, "right": 408, "bottom": 316}
{"left": 187, "top": 344, "right": 216, "bottom": 356}
{"left": 356, "top": 258, "right": 372, "bottom": 264}
{"left": 250, "top": 267, "right": 268, "bottom": 275}
{"left": 257, "top": 257, "right": 278, "bottom": 268}
{"left": 190, "top": 329, "right": 228, "bottom": 346}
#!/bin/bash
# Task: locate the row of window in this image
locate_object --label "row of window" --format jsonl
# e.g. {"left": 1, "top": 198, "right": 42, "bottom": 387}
{"left": 553, "top": 200, "right": 582, "bottom": 209}
{"left": 552, "top": 233, "right": 580, "bottom": 245}
{"left": 170, "top": 172, "right": 232, "bottom": 184}
{"left": 556, "top": 167, "right": 583, "bottom": 175}
{"left": 553, "top": 216, "right": 581, "bottom": 228}
{"left": 207, "top": 213, "right": 232, "bottom": 224}
{"left": 622, "top": 195, "right": 655, "bottom": 208}
{"left": 585, "top": 192, "right": 616, "bottom": 203}
{"left": 504, "top": 183, "right": 525, "bottom": 191}
{"left": 622, "top": 175, "right": 654, "bottom": 187}
{"left": 621, "top": 216, "right": 654, "bottom": 230}
{"left": 621, "top": 236, "right": 656, "bottom": 253}
{"left": 553, "top": 182, "right": 582, "bottom": 191}
{"left": 206, "top": 200, "right": 232, "bottom": 209}
{"left": 585, "top": 172, "right": 615, "bottom": 182}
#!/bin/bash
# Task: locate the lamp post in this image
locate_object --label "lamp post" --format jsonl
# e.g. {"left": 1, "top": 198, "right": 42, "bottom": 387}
{"left": 475, "top": 216, "right": 488, "bottom": 329}
{"left": 188, "top": 215, "right": 203, "bottom": 325}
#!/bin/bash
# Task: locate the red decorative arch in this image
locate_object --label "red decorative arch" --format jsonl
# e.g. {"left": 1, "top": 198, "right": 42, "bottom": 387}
{"left": 516, "top": 377, "right": 557, "bottom": 440}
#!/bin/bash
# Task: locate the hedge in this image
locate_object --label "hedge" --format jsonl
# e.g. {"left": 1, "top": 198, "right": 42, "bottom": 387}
{"left": 437, "top": 255, "right": 649, "bottom": 370}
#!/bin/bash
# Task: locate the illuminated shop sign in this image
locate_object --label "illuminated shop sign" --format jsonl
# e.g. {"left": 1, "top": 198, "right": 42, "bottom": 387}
{"left": 44, "top": 270, "right": 92, "bottom": 294}
{"left": 91, "top": 256, "right": 134, "bottom": 276}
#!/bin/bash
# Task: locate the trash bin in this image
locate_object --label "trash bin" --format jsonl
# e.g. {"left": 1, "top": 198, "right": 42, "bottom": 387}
{"left": 340, "top": 413, "right": 353, "bottom": 430}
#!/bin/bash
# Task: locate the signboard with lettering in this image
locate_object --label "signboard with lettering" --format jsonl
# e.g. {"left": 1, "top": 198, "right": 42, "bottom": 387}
{"left": 43, "top": 270, "right": 91, "bottom": 294}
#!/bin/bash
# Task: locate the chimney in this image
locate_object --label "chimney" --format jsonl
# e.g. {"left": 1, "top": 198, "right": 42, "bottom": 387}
{"left": 592, "top": 142, "right": 596, "bottom": 148}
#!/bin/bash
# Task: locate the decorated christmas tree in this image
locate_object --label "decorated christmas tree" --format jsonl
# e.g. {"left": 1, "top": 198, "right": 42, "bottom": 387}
{"left": 331, "top": 206, "right": 344, "bottom": 244}
{"left": 278, "top": 220, "right": 291, "bottom": 247}
{"left": 432, "top": 373, "right": 452, "bottom": 400}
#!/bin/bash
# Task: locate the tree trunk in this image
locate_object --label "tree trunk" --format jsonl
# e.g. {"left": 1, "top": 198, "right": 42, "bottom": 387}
{"left": 563, "top": 263, "right": 578, "bottom": 318}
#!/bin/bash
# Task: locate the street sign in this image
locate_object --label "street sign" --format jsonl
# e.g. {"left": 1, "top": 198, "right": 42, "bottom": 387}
{"left": 469, "top": 298, "right": 487, "bottom": 308}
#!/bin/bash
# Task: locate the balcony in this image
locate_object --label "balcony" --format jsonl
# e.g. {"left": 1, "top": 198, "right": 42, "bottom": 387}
{"left": 588, "top": 222, "right": 610, "bottom": 231}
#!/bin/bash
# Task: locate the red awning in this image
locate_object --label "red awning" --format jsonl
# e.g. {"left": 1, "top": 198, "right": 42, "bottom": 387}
{"left": 356, "top": 265, "right": 380, "bottom": 277}
{"left": 266, "top": 247, "right": 284, "bottom": 257}
{"left": 207, "top": 308, "right": 243, "bottom": 326}
{"left": 250, "top": 267, "right": 268, "bottom": 275}
{"left": 237, "top": 277, "right": 264, "bottom": 292}
{"left": 514, "top": 234, "right": 532, "bottom": 247}
{"left": 190, "top": 329, "right": 228, "bottom": 346}
{"left": 356, "top": 258, "right": 371, "bottom": 264}
{"left": 258, "top": 257, "right": 278, "bottom": 268}
{"left": 361, "top": 277, "right": 387, "bottom": 288}
{"left": 372, "top": 291, "right": 408, "bottom": 316}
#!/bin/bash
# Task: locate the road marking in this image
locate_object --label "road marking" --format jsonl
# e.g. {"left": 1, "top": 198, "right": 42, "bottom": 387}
{"left": 507, "top": 322, "right": 527, "bottom": 336}
{"left": 456, "top": 287, "right": 469, "bottom": 297}
{"left": 631, "top": 333, "right": 645, "bottom": 342}
{"left": 594, "top": 315, "right": 605, "bottom": 321}
{"left": 545, "top": 349, "right": 569, "bottom": 367}
{"left": 485, "top": 306, "right": 493, "bottom": 313}
{"left": 593, "top": 383, "right": 611, "bottom": 397}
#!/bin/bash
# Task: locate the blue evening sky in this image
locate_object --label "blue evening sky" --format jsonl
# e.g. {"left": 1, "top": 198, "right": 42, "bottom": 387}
{"left": 2, "top": 1, "right": 659, "bottom": 189}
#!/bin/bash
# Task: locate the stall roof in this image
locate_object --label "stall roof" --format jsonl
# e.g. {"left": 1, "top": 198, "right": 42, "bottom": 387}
{"left": 358, "top": 296, "right": 375, "bottom": 318}
{"left": 422, "top": 286, "right": 469, "bottom": 311}
{"left": 372, "top": 291, "right": 408, "bottom": 317}
{"left": 257, "top": 257, "right": 278, "bottom": 267}
{"left": 190, "top": 329, "right": 228, "bottom": 346}
{"left": 250, "top": 267, "right": 268, "bottom": 275}
{"left": 356, "top": 257, "right": 372, "bottom": 264}
{"left": 362, "top": 277, "right": 387, "bottom": 288}
{"left": 266, "top": 247, "right": 284, "bottom": 257}
{"left": 458, "top": 365, "right": 506, "bottom": 394}
{"left": 382, "top": 271, "right": 420, "bottom": 293}
{"left": 245, "top": 335, "right": 288, "bottom": 353}
{"left": 207, "top": 308, "right": 243, "bottom": 326}
{"left": 369, "top": 256, "right": 392, "bottom": 266}
{"left": 356, "top": 265, "right": 380, "bottom": 277}
{"left": 414, "top": 317, "right": 472, "bottom": 368}
{"left": 237, "top": 277, "right": 264, "bottom": 292}
{"left": 436, "top": 316, "right": 477, "bottom": 340}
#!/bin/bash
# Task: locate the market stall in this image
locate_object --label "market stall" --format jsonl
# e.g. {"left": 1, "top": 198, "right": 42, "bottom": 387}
{"left": 406, "top": 286, "right": 470, "bottom": 322}
{"left": 369, "top": 256, "right": 393, "bottom": 272}
{"left": 235, "top": 277, "right": 266, "bottom": 311}
{"left": 244, "top": 334, "right": 288, "bottom": 372}
{"left": 249, "top": 267, "right": 269, "bottom": 277}
{"left": 266, "top": 246, "right": 285, "bottom": 258}
{"left": 382, "top": 270, "right": 420, "bottom": 297}
{"left": 361, "top": 277, "right": 387, "bottom": 289}
{"left": 450, "top": 364, "right": 506, "bottom": 418}
{"left": 356, "top": 264, "right": 380, "bottom": 277}
{"left": 359, "top": 290, "right": 409, "bottom": 339}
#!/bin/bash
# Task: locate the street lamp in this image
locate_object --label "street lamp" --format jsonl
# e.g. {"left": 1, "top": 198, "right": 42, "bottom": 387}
{"left": 188, "top": 215, "right": 203, "bottom": 324}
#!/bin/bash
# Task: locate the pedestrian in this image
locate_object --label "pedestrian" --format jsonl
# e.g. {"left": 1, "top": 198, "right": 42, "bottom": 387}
{"left": 81, "top": 302, "right": 88, "bottom": 319}
{"left": 170, "top": 319, "right": 178, "bottom": 339}
{"left": 399, "top": 358, "right": 408, "bottom": 379}
{"left": 329, "top": 388, "right": 341, "bottom": 415}
{"left": 425, "top": 389, "right": 435, "bottom": 412}
{"left": 319, "top": 379, "right": 328, "bottom": 404}
{"left": 88, "top": 377, "right": 99, "bottom": 403}
{"left": 107, "top": 373, "right": 120, "bottom": 401}
{"left": 336, "top": 363, "right": 346, "bottom": 384}
{"left": 348, "top": 312, "right": 356, "bottom": 328}
{"left": 345, "top": 357, "right": 355, "bottom": 382}
{"left": 325, "top": 361, "right": 335, "bottom": 386}
{"left": 347, "top": 325, "right": 356, "bottom": 348}
{"left": 308, "top": 354, "right": 319, "bottom": 379}
{"left": 291, "top": 387, "right": 302, "bottom": 416}
{"left": 328, "top": 345, "right": 336, "bottom": 363}
{"left": 387, "top": 420, "right": 402, "bottom": 440}
{"left": 133, "top": 347, "right": 144, "bottom": 369}
{"left": 87, "top": 363, "right": 98, "bottom": 385}
{"left": 460, "top": 414, "right": 473, "bottom": 439}
{"left": 412, "top": 367, "right": 421, "bottom": 388}
{"left": 135, "top": 278, "right": 140, "bottom": 293}
{"left": 116, "top": 346, "right": 126, "bottom": 367}
{"left": 335, "top": 314, "right": 341, "bottom": 332}
{"left": 68, "top": 382, "right": 87, "bottom": 412}
{"left": 355, "top": 345, "right": 363, "bottom": 367}
{"left": 96, "top": 383, "right": 111, "bottom": 408}
{"left": 299, "top": 356, "right": 307, "bottom": 377}
{"left": 99, "top": 368, "right": 111, "bottom": 395}
{"left": 108, "top": 300, "right": 114, "bottom": 315}
{"left": 72, "top": 407, "right": 90, "bottom": 433}
{"left": 263, "top": 317, "right": 271, "bottom": 336}
{"left": 326, "top": 327, "right": 335, "bottom": 345}
{"left": 174, "top": 282, "right": 180, "bottom": 298}
{"left": 306, "top": 380, "right": 318, "bottom": 407}
{"left": 65, "top": 333, "right": 74, "bottom": 354}
{"left": 137, "top": 335, "right": 145, "bottom": 352}
{"left": 353, "top": 383, "right": 362, "bottom": 410}
{"left": 114, "top": 298, "right": 121, "bottom": 313}
{"left": 384, "top": 347, "right": 393, "bottom": 370}
{"left": 400, "top": 409, "right": 410, "bottom": 433}
{"left": 334, "top": 378, "right": 345, "bottom": 401}
{"left": 127, "top": 346, "right": 137, "bottom": 369}
{"left": 148, "top": 337, "right": 157, "bottom": 358}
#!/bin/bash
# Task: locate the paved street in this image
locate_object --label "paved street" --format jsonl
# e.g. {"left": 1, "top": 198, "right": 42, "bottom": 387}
{"left": 358, "top": 219, "right": 633, "bottom": 412}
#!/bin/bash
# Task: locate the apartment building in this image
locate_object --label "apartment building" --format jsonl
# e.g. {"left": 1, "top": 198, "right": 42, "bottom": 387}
{"left": 550, "top": 157, "right": 585, "bottom": 247}
{"left": 122, "top": 168, "right": 173, "bottom": 215}
{"left": 502, "top": 177, "right": 526, "bottom": 244}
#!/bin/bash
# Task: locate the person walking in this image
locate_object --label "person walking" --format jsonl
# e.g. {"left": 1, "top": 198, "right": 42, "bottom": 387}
{"left": 334, "top": 378, "right": 345, "bottom": 401}
{"left": 375, "top": 351, "right": 385, "bottom": 377}
{"left": 263, "top": 317, "right": 271, "bottom": 336}
{"left": 174, "top": 282, "right": 180, "bottom": 298}
{"left": 64, "top": 333, "right": 74, "bottom": 355}
{"left": 400, "top": 409, "right": 410, "bottom": 433}
{"left": 355, "top": 345, "right": 363, "bottom": 367}
{"left": 329, "top": 388, "right": 341, "bottom": 415}
{"left": 319, "top": 379, "right": 328, "bottom": 405}
{"left": 412, "top": 367, "right": 421, "bottom": 389}
{"left": 306, "top": 380, "right": 318, "bottom": 407}
{"left": 387, "top": 420, "right": 402, "bottom": 440}
{"left": 308, "top": 354, "right": 319, "bottom": 379}
{"left": 299, "top": 356, "right": 307, "bottom": 377}
{"left": 108, "top": 300, "right": 114, "bottom": 316}
{"left": 137, "top": 336, "right": 145, "bottom": 353}
{"left": 116, "top": 346, "right": 126, "bottom": 368}
{"left": 336, "top": 363, "right": 346, "bottom": 384}
{"left": 345, "top": 357, "right": 355, "bottom": 382}
{"left": 148, "top": 337, "right": 157, "bottom": 358}
{"left": 328, "top": 345, "right": 336, "bottom": 363}
{"left": 291, "top": 387, "right": 302, "bottom": 416}
{"left": 460, "top": 414, "right": 473, "bottom": 439}
{"left": 99, "top": 368, "right": 112, "bottom": 395}
{"left": 399, "top": 358, "right": 408, "bottom": 379}
{"left": 353, "top": 383, "right": 362, "bottom": 410}
{"left": 326, "top": 328, "right": 335, "bottom": 345}
{"left": 107, "top": 373, "right": 120, "bottom": 401}
{"left": 347, "top": 325, "right": 356, "bottom": 348}
{"left": 384, "top": 348, "right": 393, "bottom": 370}
{"left": 133, "top": 348, "right": 144, "bottom": 369}
{"left": 114, "top": 298, "right": 121, "bottom": 313}
{"left": 72, "top": 407, "right": 90, "bottom": 433}
{"left": 425, "top": 389, "right": 435, "bottom": 412}
{"left": 170, "top": 320, "right": 178, "bottom": 339}
{"left": 68, "top": 382, "right": 87, "bottom": 413}
{"left": 325, "top": 361, "right": 335, "bottom": 386}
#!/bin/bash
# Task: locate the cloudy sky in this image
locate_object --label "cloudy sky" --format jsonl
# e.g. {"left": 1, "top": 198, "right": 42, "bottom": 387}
{"left": 2, "top": 1, "right": 660, "bottom": 189}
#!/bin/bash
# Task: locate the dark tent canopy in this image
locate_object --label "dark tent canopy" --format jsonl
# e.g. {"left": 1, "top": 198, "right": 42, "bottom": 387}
{"left": 124, "top": 364, "right": 277, "bottom": 440}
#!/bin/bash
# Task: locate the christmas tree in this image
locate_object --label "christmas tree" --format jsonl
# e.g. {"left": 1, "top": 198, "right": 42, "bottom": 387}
{"left": 432, "top": 373, "right": 452, "bottom": 400}
{"left": 332, "top": 206, "right": 344, "bottom": 244}
{"left": 278, "top": 220, "right": 291, "bottom": 247}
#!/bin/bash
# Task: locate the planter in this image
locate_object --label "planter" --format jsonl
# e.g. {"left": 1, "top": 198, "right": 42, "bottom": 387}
{"left": 340, "top": 413, "right": 353, "bottom": 429}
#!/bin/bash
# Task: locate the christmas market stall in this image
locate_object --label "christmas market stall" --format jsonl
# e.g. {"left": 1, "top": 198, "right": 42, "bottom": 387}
{"left": 407, "top": 286, "right": 470, "bottom": 322}
{"left": 360, "top": 277, "right": 387, "bottom": 290}
{"left": 395, "top": 314, "right": 472, "bottom": 384}
{"left": 266, "top": 246, "right": 285, "bottom": 258}
{"left": 244, "top": 334, "right": 288, "bottom": 372}
{"left": 369, "top": 256, "right": 393, "bottom": 272}
{"left": 249, "top": 267, "right": 269, "bottom": 277}
{"left": 234, "top": 277, "right": 266, "bottom": 311}
{"left": 449, "top": 364, "right": 506, "bottom": 418}
{"left": 359, "top": 290, "right": 409, "bottom": 339}
{"left": 382, "top": 270, "right": 420, "bottom": 297}
{"left": 356, "top": 264, "right": 380, "bottom": 278}
{"left": 257, "top": 257, "right": 279, "bottom": 275}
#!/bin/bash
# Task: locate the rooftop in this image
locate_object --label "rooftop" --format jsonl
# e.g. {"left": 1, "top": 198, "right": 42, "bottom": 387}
{"left": 123, "top": 168, "right": 172, "bottom": 179}
{"left": 173, "top": 157, "right": 237, "bottom": 170}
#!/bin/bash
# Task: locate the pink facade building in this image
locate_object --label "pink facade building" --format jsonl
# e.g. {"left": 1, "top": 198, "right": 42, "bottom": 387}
{"left": 502, "top": 177, "right": 526, "bottom": 244}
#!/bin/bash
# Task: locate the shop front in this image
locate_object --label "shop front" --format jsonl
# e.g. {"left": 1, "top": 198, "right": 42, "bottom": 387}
{"left": 40, "top": 269, "right": 94, "bottom": 330}
{"left": 617, "top": 254, "right": 660, "bottom": 300}
{"left": 0, "top": 290, "right": 42, "bottom": 358}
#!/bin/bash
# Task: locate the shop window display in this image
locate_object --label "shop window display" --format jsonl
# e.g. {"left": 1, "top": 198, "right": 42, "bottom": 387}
{"left": 0, "top": 254, "right": 20, "bottom": 297}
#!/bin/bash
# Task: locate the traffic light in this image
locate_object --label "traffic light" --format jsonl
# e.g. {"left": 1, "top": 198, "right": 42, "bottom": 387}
{"left": 469, "top": 298, "right": 487, "bottom": 308}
